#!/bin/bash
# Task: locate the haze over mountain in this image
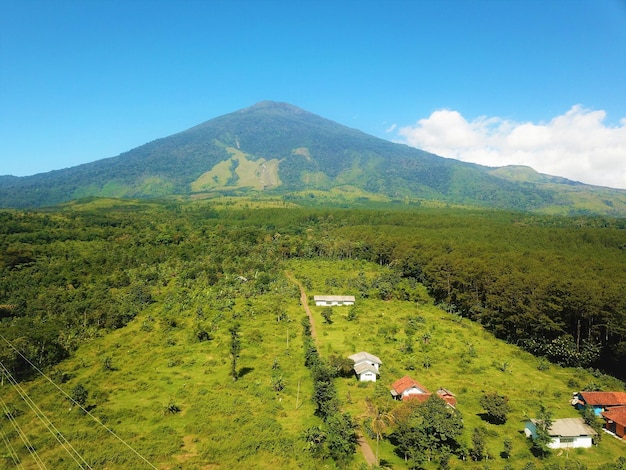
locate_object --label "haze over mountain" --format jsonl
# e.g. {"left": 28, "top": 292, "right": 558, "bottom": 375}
{"left": 1, "top": 101, "right": 625, "bottom": 215}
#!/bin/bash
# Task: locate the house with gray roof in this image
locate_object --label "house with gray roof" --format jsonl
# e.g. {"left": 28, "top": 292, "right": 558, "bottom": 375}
{"left": 314, "top": 295, "right": 355, "bottom": 306}
{"left": 524, "top": 417, "right": 597, "bottom": 449}
{"left": 348, "top": 351, "right": 382, "bottom": 382}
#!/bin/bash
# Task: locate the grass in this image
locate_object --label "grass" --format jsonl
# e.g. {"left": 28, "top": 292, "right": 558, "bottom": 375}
{"left": 2, "top": 258, "right": 624, "bottom": 469}
{"left": 287, "top": 258, "right": 626, "bottom": 469}
{"left": 2, "top": 276, "right": 320, "bottom": 469}
{"left": 191, "top": 147, "right": 281, "bottom": 192}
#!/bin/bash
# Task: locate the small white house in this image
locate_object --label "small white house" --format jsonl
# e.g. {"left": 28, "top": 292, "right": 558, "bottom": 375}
{"left": 314, "top": 295, "right": 355, "bottom": 307}
{"left": 524, "top": 418, "right": 596, "bottom": 449}
{"left": 348, "top": 351, "right": 382, "bottom": 382}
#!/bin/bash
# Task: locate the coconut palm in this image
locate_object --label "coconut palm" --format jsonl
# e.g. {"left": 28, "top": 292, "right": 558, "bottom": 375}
{"left": 364, "top": 397, "right": 396, "bottom": 466}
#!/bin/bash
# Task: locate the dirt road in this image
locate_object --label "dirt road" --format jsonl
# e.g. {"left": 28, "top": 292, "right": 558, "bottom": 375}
{"left": 285, "top": 271, "right": 318, "bottom": 347}
{"left": 285, "top": 271, "right": 377, "bottom": 467}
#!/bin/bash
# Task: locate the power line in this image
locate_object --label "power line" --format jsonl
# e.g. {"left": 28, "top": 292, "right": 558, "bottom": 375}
{"left": 0, "top": 399, "right": 25, "bottom": 469}
{"left": 0, "top": 334, "right": 158, "bottom": 469}
{"left": 0, "top": 362, "right": 91, "bottom": 469}
{"left": 0, "top": 394, "right": 45, "bottom": 469}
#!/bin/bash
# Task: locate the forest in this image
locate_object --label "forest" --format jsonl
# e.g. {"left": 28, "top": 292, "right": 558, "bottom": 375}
{"left": 3, "top": 100, "right": 626, "bottom": 216}
{"left": 0, "top": 197, "right": 625, "bottom": 468}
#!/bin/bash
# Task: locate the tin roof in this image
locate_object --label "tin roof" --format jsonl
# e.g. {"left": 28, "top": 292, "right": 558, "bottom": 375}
{"left": 348, "top": 351, "right": 382, "bottom": 365}
{"left": 531, "top": 417, "right": 597, "bottom": 437}
{"left": 314, "top": 295, "right": 355, "bottom": 302}
{"left": 354, "top": 362, "right": 378, "bottom": 376}
{"left": 578, "top": 391, "right": 626, "bottom": 406}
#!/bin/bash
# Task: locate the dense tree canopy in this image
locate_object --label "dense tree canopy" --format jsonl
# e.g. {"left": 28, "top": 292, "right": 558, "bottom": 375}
{"left": 392, "top": 395, "right": 464, "bottom": 468}
{"left": 1, "top": 200, "right": 625, "bottom": 384}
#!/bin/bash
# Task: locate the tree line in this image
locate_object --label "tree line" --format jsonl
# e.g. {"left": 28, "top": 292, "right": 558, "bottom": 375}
{"left": 1, "top": 201, "right": 625, "bottom": 382}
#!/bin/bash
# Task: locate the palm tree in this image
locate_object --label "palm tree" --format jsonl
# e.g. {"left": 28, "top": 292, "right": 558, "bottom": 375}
{"left": 364, "top": 397, "right": 396, "bottom": 465}
{"left": 229, "top": 322, "right": 241, "bottom": 381}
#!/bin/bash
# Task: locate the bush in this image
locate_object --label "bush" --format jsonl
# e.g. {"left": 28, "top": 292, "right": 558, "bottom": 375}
{"left": 480, "top": 392, "right": 511, "bottom": 424}
{"left": 70, "top": 383, "right": 88, "bottom": 411}
{"left": 163, "top": 400, "right": 181, "bottom": 415}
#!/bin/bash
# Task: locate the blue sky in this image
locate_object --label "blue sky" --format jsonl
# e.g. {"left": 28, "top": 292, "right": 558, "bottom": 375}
{"left": 2, "top": 0, "right": 626, "bottom": 188}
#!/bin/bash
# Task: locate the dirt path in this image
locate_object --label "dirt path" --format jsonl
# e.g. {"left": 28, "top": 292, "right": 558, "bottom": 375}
{"left": 357, "top": 435, "right": 377, "bottom": 467}
{"left": 285, "top": 271, "right": 319, "bottom": 348}
{"left": 285, "top": 271, "right": 377, "bottom": 467}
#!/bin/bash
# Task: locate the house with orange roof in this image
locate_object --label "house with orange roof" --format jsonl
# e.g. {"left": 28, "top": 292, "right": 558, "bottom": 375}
{"left": 601, "top": 406, "right": 626, "bottom": 440}
{"left": 390, "top": 375, "right": 430, "bottom": 401}
{"left": 390, "top": 376, "right": 458, "bottom": 407}
{"left": 572, "top": 391, "right": 626, "bottom": 416}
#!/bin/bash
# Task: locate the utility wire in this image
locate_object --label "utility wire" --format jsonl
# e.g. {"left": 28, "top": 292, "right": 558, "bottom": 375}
{"left": 0, "top": 362, "right": 91, "bottom": 469}
{"left": 0, "top": 393, "right": 45, "bottom": 469}
{"left": 0, "top": 398, "right": 24, "bottom": 469}
{"left": 0, "top": 334, "right": 158, "bottom": 469}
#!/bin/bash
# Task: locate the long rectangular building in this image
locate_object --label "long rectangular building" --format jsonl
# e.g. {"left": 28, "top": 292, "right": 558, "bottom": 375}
{"left": 314, "top": 295, "right": 355, "bottom": 306}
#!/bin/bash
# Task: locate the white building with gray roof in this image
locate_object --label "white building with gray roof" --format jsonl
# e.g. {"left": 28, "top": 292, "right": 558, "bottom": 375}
{"left": 524, "top": 417, "right": 596, "bottom": 449}
{"left": 348, "top": 351, "right": 382, "bottom": 382}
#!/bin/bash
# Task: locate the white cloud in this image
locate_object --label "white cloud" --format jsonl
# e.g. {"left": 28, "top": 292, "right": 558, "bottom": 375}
{"left": 394, "top": 105, "right": 626, "bottom": 189}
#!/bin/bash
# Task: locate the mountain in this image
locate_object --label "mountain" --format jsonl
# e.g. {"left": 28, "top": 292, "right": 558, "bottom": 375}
{"left": 1, "top": 100, "right": 625, "bottom": 214}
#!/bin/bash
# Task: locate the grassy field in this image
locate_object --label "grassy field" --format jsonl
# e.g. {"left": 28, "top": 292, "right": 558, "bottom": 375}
{"left": 287, "top": 258, "right": 626, "bottom": 469}
{"left": 2, "top": 274, "right": 321, "bottom": 469}
{"left": 191, "top": 147, "right": 281, "bottom": 192}
{"left": 2, "top": 258, "right": 625, "bottom": 469}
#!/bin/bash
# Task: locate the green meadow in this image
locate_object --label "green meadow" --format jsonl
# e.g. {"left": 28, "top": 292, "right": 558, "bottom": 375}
{"left": 3, "top": 258, "right": 624, "bottom": 469}
{"left": 1, "top": 199, "right": 625, "bottom": 468}
{"left": 289, "top": 258, "right": 626, "bottom": 469}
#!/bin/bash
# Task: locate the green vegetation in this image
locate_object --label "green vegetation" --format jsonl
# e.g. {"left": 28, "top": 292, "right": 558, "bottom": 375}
{"left": 229, "top": 322, "right": 242, "bottom": 381}
{"left": 301, "top": 313, "right": 359, "bottom": 465}
{"left": 0, "top": 197, "right": 625, "bottom": 468}
{"left": 69, "top": 383, "right": 88, "bottom": 410}
{"left": 480, "top": 392, "right": 512, "bottom": 424}
{"left": 531, "top": 405, "right": 554, "bottom": 459}
{"left": 289, "top": 257, "right": 626, "bottom": 469}
{"left": 392, "top": 395, "right": 464, "bottom": 467}
{"left": 190, "top": 147, "right": 281, "bottom": 192}
{"left": 2, "top": 101, "right": 626, "bottom": 215}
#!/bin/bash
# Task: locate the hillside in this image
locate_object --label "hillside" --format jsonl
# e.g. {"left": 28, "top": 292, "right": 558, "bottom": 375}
{"left": 1, "top": 101, "right": 626, "bottom": 215}
{"left": 1, "top": 199, "right": 625, "bottom": 468}
{"left": 2, "top": 256, "right": 625, "bottom": 469}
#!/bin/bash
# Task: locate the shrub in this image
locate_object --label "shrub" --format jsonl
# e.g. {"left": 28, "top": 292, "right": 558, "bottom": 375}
{"left": 70, "top": 383, "right": 88, "bottom": 411}
{"left": 480, "top": 392, "right": 511, "bottom": 424}
{"left": 163, "top": 400, "right": 181, "bottom": 415}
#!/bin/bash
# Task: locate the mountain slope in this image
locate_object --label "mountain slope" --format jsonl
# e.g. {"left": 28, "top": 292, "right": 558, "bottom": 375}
{"left": 1, "top": 101, "right": 625, "bottom": 214}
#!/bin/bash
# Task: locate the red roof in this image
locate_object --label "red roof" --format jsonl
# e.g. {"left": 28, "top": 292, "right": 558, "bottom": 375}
{"left": 437, "top": 389, "right": 457, "bottom": 407}
{"left": 579, "top": 391, "right": 626, "bottom": 407}
{"left": 403, "top": 392, "right": 432, "bottom": 402}
{"left": 391, "top": 375, "right": 430, "bottom": 395}
{"left": 602, "top": 405, "right": 626, "bottom": 427}
{"left": 402, "top": 391, "right": 457, "bottom": 408}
